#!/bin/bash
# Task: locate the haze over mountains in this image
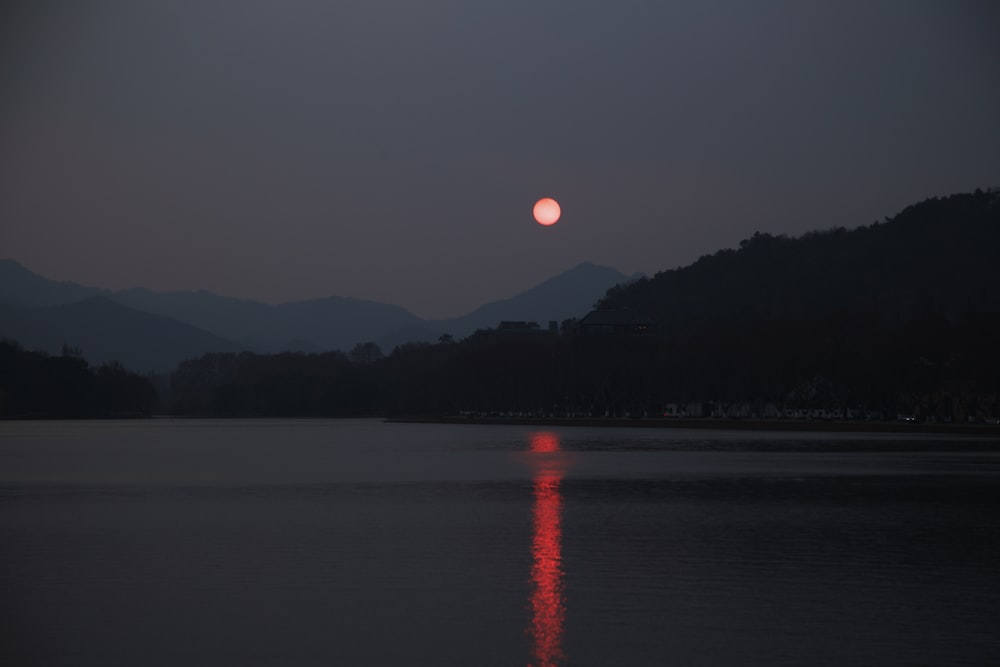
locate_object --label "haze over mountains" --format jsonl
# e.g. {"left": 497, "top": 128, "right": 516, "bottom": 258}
{"left": 0, "top": 260, "right": 635, "bottom": 371}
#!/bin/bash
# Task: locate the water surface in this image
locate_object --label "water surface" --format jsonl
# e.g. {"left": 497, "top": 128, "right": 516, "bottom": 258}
{"left": 2, "top": 419, "right": 998, "bottom": 666}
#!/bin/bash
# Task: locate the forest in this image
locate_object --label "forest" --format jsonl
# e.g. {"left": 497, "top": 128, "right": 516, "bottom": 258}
{"left": 0, "top": 341, "right": 157, "bottom": 418}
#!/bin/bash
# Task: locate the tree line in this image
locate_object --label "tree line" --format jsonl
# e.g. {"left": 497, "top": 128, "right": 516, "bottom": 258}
{"left": 161, "top": 308, "right": 999, "bottom": 423}
{"left": 4, "top": 307, "right": 998, "bottom": 423}
{"left": 0, "top": 340, "right": 157, "bottom": 418}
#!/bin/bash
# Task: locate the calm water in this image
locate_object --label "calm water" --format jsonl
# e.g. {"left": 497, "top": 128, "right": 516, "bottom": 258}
{"left": 2, "top": 419, "right": 999, "bottom": 666}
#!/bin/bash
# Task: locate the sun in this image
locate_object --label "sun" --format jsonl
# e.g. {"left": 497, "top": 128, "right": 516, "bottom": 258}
{"left": 533, "top": 198, "right": 561, "bottom": 226}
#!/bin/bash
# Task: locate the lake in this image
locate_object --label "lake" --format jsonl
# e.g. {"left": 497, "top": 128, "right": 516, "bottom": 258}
{"left": 2, "top": 419, "right": 999, "bottom": 666}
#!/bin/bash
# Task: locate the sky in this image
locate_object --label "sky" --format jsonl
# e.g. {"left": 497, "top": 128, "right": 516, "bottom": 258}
{"left": 2, "top": 1, "right": 999, "bottom": 319}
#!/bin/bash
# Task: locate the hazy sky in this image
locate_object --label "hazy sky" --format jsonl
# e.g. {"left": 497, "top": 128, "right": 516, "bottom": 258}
{"left": 2, "top": 1, "right": 999, "bottom": 318}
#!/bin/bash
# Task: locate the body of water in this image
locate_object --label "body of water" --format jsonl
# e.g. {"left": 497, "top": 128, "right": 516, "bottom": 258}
{"left": 2, "top": 419, "right": 999, "bottom": 666}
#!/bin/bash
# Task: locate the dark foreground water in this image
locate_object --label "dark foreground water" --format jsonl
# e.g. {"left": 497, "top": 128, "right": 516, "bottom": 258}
{"left": 2, "top": 420, "right": 999, "bottom": 666}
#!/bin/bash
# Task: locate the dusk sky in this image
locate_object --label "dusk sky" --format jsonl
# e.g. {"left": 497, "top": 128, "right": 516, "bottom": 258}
{"left": 2, "top": 1, "right": 998, "bottom": 319}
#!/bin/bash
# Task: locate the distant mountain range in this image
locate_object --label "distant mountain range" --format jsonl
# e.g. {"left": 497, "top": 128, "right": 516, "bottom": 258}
{"left": 0, "top": 260, "right": 634, "bottom": 371}
{"left": 0, "top": 297, "right": 243, "bottom": 372}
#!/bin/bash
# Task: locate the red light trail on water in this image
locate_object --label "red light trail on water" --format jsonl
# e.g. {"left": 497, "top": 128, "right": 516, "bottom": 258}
{"left": 528, "top": 432, "right": 566, "bottom": 667}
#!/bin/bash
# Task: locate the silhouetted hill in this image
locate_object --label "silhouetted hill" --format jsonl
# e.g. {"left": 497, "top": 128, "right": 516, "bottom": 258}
{"left": 434, "top": 262, "right": 637, "bottom": 338}
{"left": 0, "top": 296, "right": 242, "bottom": 372}
{"left": 599, "top": 189, "right": 1000, "bottom": 333}
{"left": 565, "top": 189, "right": 1000, "bottom": 416}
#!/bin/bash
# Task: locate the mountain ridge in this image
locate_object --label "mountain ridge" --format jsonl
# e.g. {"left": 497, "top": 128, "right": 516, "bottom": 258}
{"left": 598, "top": 189, "right": 1000, "bottom": 333}
{"left": 0, "top": 296, "right": 243, "bottom": 372}
{"left": 0, "top": 259, "right": 632, "bottom": 369}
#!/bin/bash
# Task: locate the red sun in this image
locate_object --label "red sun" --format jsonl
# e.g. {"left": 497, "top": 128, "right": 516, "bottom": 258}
{"left": 533, "top": 198, "right": 561, "bottom": 226}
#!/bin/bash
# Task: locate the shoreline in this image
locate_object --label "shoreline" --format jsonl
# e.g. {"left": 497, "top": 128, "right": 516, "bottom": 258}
{"left": 387, "top": 415, "right": 1000, "bottom": 437}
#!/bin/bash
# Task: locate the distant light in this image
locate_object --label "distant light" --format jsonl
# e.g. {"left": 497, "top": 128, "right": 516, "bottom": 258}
{"left": 533, "top": 198, "right": 561, "bottom": 226}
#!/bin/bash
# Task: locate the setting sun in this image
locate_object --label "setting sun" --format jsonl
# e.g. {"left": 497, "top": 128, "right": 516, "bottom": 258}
{"left": 533, "top": 198, "right": 561, "bottom": 226}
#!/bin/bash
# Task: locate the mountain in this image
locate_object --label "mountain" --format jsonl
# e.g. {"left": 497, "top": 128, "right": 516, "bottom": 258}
{"left": 111, "top": 288, "right": 425, "bottom": 352}
{"left": 598, "top": 189, "right": 1000, "bottom": 333}
{"left": 109, "top": 288, "right": 280, "bottom": 350}
{"left": 0, "top": 261, "right": 431, "bottom": 353}
{"left": 0, "top": 296, "right": 242, "bottom": 372}
{"left": 581, "top": 189, "right": 1000, "bottom": 412}
{"left": 0, "top": 259, "right": 105, "bottom": 307}
{"left": 0, "top": 260, "right": 634, "bottom": 356}
{"left": 432, "top": 262, "right": 638, "bottom": 339}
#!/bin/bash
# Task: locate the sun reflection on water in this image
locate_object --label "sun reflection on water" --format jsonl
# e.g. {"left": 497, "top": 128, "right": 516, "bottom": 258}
{"left": 528, "top": 432, "right": 566, "bottom": 667}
